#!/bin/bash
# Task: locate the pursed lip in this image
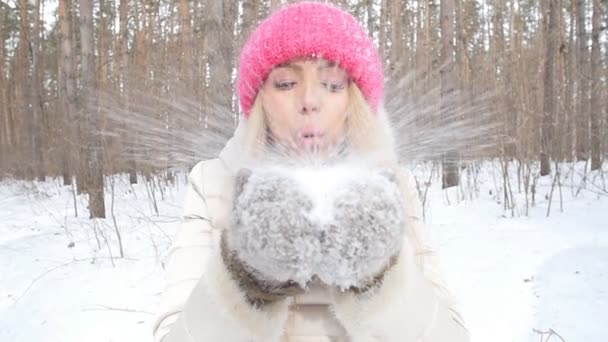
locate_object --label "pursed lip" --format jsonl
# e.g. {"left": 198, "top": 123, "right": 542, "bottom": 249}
{"left": 297, "top": 126, "right": 325, "bottom": 147}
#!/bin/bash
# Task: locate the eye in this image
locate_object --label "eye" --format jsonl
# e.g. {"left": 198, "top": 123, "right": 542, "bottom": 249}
{"left": 274, "top": 80, "right": 297, "bottom": 90}
{"left": 321, "top": 81, "right": 345, "bottom": 92}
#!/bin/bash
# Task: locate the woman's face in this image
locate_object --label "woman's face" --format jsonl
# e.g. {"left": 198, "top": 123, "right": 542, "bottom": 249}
{"left": 259, "top": 58, "right": 350, "bottom": 153}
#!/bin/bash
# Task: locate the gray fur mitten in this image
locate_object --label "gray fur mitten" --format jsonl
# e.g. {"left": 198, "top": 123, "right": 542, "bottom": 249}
{"left": 225, "top": 165, "right": 407, "bottom": 294}
{"left": 315, "top": 170, "right": 406, "bottom": 290}
{"left": 220, "top": 232, "right": 304, "bottom": 307}
{"left": 225, "top": 168, "right": 321, "bottom": 287}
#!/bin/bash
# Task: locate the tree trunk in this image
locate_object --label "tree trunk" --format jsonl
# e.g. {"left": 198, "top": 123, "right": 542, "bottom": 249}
{"left": 0, "top": 6, "right": 10, "bottom": 167}
{"left": 0, "top": 65, "right": 3, "bottom": 168}
{"left": 74, "top": 0, "right": 88, "bottom": 194}
{"left": 378, "top": 0, "right": 388, "bottom": 63}
{"left": 32, "top": 0, "right": 45, "bottom": 181}
{"left": 540, "top": 0, "right": 557, "bottom": 176}
{"left": 205, "top": 0, "right": 234, "bottom": 111}
{"left": 59, "top": 0, "right": 78, "bottom": 186}
{"left": 134, "top": 1, "right": 149, "bottom": 84}
{"left": 366, "top": 0, "right": 374, "bottom": 36}
{"left": 555, "top": 0, "right": 565, "bottom": 161}
{"left": 389, "top": 0, "right": 403, "bottom": 77}
{"left": 118, "top": 0, "right": 128, "bottom": 95}
{"left": 423, "top": 0, "right": 432, "bottom": 92}
{"left": 454, "top": 0, "right": 466, "bottom": 91}
{"left": 18, "top": 0, "right": 34, "bottom": 179}
{"left": 605, "top": 6, "right": 608, "bottom": 166}
{"left": 179, "top": 0, "right": 193, "bottom": 83}
{"left": 589, "top": 0, "right": 602, "bottom": 170}
{"left": 225, "top": 1, "right": 238, "bottom": 112}
{"left": 240, "top": 0, "right": 259, "bottom": 49}
{"left": 440, "top": 0, "right": 459, "bottom": 188}
{"left": 117, "top": 0, "right": 137, "bottom": 184}
{"left": 414, "top": 0, "right": 427, "bottom": 95}
{"left": 79, "top": 0, "right": 105, "bottom": 218}
{"left": 270, "top": 0, "right": 282, "bottom": 12}
{"left": 97, "top": 0, "right": 109, "bottom": 88}
{"left": 575, "top": 0, "right": 589, "bottom": 160}
{"left": 564, "top": 0, "right": 576, "bottom": 161}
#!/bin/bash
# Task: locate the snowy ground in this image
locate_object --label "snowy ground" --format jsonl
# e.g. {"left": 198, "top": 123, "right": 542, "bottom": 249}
{"left": 0, "top": 162, "right": 606, "bottom": 341}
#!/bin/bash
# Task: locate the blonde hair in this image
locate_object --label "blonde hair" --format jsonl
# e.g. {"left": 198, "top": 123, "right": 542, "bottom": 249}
{"left": 243, "top": 82, "right": 397, "bottom": 163}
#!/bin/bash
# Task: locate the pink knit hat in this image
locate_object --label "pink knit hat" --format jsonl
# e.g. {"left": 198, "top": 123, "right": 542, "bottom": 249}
{"left": 237, "top": 1, "right": 384, "bottom": 118}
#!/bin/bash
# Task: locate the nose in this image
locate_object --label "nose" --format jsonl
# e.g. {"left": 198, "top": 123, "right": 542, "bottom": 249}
{"left": 300, "top": 82, "right": 319, "bottom": 115}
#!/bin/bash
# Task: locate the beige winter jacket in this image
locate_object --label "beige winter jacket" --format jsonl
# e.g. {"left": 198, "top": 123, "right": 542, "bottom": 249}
{"left": 152, "top": 117, "right": 470, "bottom": 342}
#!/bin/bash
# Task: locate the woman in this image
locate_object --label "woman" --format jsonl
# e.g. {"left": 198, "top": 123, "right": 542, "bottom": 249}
{"left": 153, "top": 2, "right": 469, "bottom": 341}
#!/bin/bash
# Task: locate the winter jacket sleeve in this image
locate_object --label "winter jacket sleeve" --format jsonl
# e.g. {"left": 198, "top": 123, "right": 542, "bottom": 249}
{"left": 151, "top": 160, "right": 214, "bottom": 342}
{"left": 152, "top": 160, "right": 291, "bottom": 342}
{"left": 331, "top": 169, "right": 470, "bottom": 342}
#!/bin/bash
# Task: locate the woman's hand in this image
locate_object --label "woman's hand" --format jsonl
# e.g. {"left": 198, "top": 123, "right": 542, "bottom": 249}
{"left": 220, "top": 232, "right": 305, "bottom": 307}
{"left": 222, "top": 168, "right": 317, "bottom": 305}
{"left": 316, "top": 169, "right": 406, "bottom": 291}
{"left": 224, "top": 166, "right": 407, "bottom": 303}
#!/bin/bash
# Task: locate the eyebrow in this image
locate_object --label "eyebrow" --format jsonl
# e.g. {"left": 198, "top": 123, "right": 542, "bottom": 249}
{"left": 275, "top": 61, "right": 339, "bottom": 71}
{"left": 275, "top": 63, "right": 302, "bottom": 71}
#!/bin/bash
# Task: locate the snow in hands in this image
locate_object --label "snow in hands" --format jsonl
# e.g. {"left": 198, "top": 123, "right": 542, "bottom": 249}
{"left": 227, "top": 163, "right": 406, "bottom": 290}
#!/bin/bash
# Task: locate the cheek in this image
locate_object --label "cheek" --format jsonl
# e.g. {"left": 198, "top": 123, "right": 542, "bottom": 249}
{"left": 263, "top": 100, "right": 295, "bottom": 141}
{"left": 319, "top": 108, "right": 348, "bottom": 140}
{"left": 262, "top": 87, "right": 296, "bottom": 117}
{"left": 265, "top": 110, "right": 288, "bottom": 136}
{"left": 327, "top": 96, "right": 349, "bottom": 124}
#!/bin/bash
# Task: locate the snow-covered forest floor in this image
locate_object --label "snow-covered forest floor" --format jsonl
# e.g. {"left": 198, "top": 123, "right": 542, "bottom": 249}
{"left": 1, "top": 161, "right": 606, "bottom": 342}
